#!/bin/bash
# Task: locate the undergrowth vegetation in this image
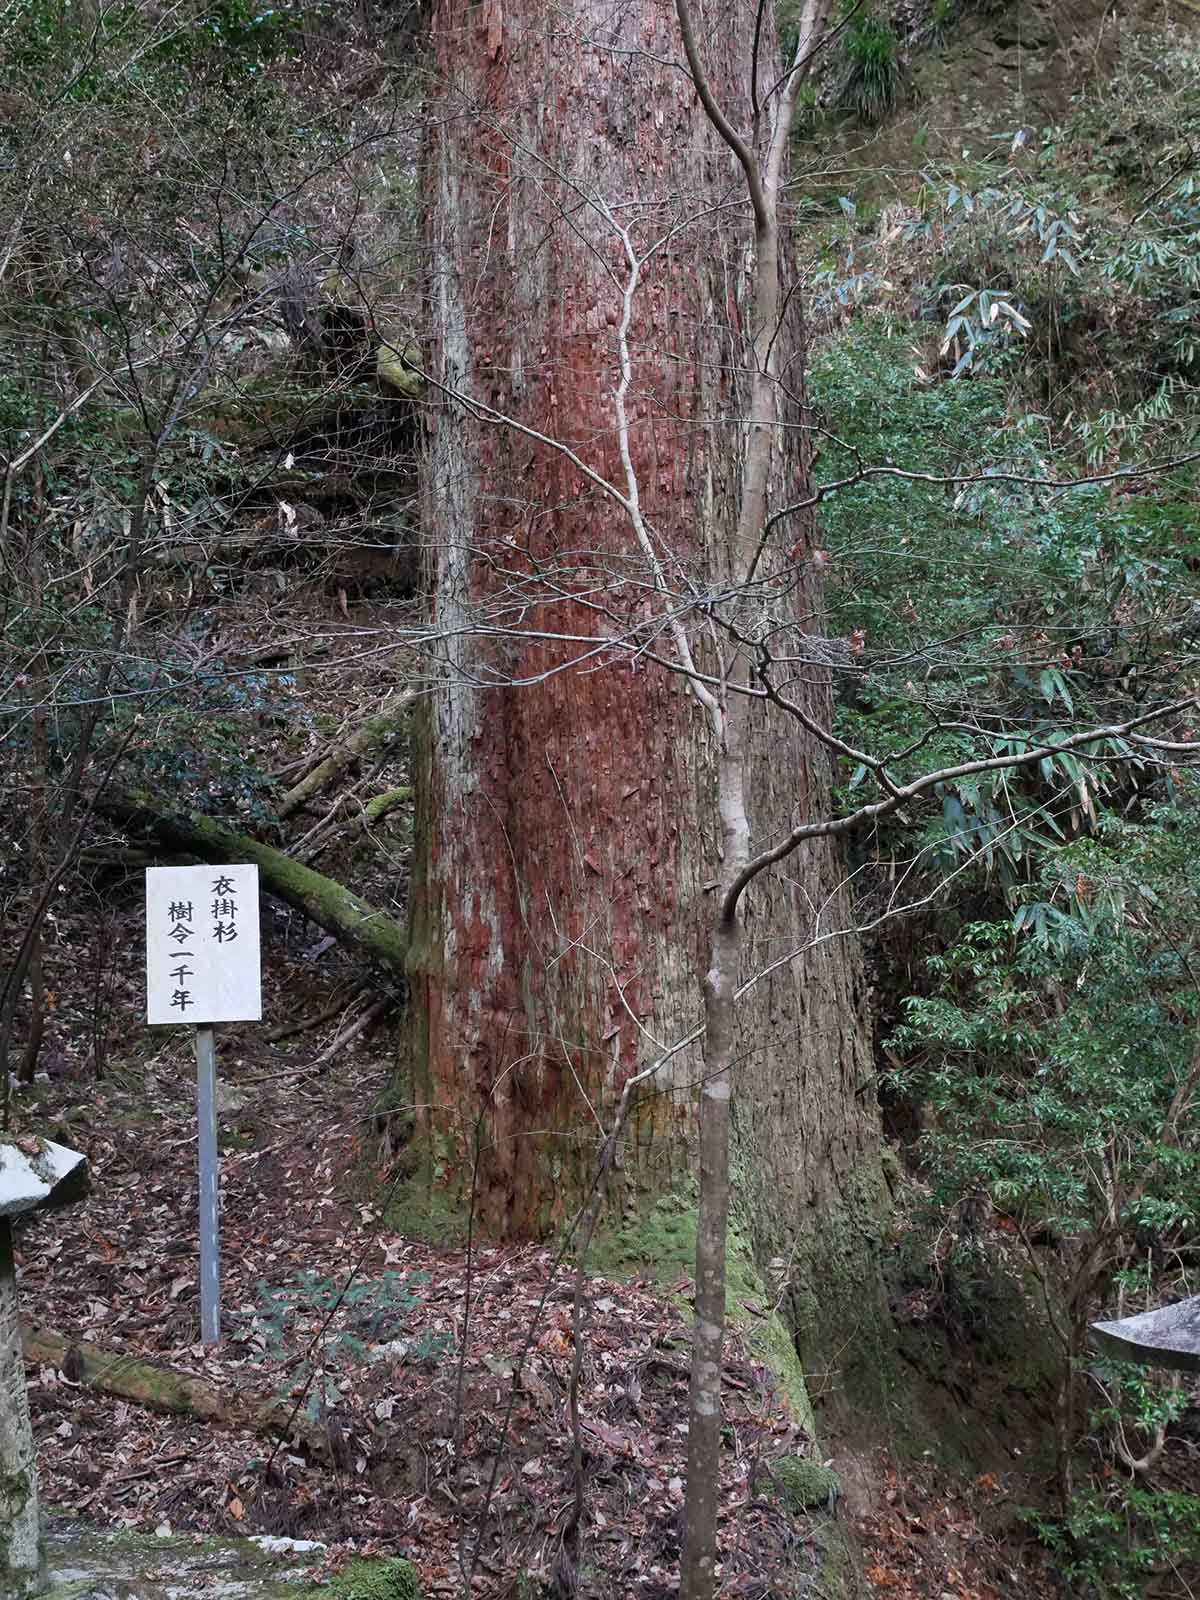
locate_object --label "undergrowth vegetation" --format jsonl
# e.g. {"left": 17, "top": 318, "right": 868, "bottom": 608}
{"left": 807, "top": 15, "right": 1200, "bottom": 1589}
{"left": 837, "top": 10, "right": 904, "bottom": 123}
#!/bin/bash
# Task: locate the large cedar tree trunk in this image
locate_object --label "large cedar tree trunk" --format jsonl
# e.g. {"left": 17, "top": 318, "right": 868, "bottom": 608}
{"left": 401, "top": 0, "right": 889, "bottom": 1365}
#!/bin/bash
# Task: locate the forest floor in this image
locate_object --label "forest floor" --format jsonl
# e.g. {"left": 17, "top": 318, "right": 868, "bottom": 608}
{"left": 0, "top": 532, "right": 1062, "bottom": 1598}
{"left": 6, "top": 585, "right": 1055, "bottom": 1598}
{"left": 10, "top": 909, "right": 1056, "bottom": 1600}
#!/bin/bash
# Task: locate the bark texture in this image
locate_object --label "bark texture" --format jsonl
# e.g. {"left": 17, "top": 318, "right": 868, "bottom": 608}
{"left": 406, "top": 0, "right": 888, "bottom": 1365}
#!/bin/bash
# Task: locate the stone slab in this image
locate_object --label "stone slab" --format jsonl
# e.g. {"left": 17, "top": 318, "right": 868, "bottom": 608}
{"left": 0, "top": 1140, "right": 88, "bottom": 1220}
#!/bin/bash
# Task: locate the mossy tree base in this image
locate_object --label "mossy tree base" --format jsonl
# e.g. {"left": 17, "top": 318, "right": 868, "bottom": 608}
{"left": 590, "top": 1191, "right": 818, "bottom": 1438}
{"left": 589, "top": 1189, "right": 873, "bottom": 1596}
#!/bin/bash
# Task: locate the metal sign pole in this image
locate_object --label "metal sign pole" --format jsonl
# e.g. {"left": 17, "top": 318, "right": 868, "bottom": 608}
{"left": 146, "top": 863, "right": 260, "bottom": 1350}
{"left": 195, "top": 1024, "right": 221, "bottom": 1345}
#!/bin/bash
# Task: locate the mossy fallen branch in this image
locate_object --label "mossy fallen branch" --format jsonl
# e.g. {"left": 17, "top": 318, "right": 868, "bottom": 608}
{"left": 21, "top": 1321, "right": 334, "bottom": 1461}
{"left": 346, "top": 787, "right": 412, "bottom": 835}
{"left": 375, "top": 338, "right": 425, "bottom": 399}
{"left": 94, "top": 790, "right": 407, "bottom": 977}
{"left": 770, "top": 1456, "right": 842, "bottom": 1513}
{"left": 279, "top": 692, "right": 414, "bottom": 819}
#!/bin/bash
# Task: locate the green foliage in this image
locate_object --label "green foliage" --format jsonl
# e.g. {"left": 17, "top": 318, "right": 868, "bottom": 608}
{"left": 810, "top": 34, "right": 1200, "bottom": 455}
{"left": 889, "top": 800, "right": 1200, "bottom": 1564}
{"left": 1089, "top": 1359, "right": 1189, "bottom": 1444}
{"left": 0, "top": 346, "right": 319, "bottom": 823}
{"left": 892, "top": 934, "right": 1199, "bottom": 1232}
{"left": 917, "top": 155, "right": 1196, "bottom": 434}
{"left": 809, "top": 321, "right": 1200, "bottom": 895}
{"left": 150, "top": 0, "right": 316, "bottom": 68}
{"left": 936, "top": 282, "right": 1032, "bottom": 378}
{"left": 112, "top": 664, "right": 299, "bottom": 822}
{"left": 1028, "top": 1479, "right": 1200, "bottom": 1598}
{"left": 2, "top": 0, "right": 320, "bottom": 105}
{"left": 888, "top": 803, "right": 1200, "bottom": 1243}
{"left": 838, "top": 12, "right": 903, "bottom": 123}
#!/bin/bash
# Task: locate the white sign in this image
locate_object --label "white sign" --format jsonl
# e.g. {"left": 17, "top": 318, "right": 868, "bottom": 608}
{"left": 145, "top": 864, "right": 262, "bottom": 1024}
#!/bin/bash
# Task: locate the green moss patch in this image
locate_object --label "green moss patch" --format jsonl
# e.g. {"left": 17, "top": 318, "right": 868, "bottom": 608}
{"left": 591, "top": 1191, "right": 816, "bottom": 1434}
{"left": 380, "top": 1131, "right": 472, "bottom": 1249}
{"left": 771, "top": 1456, "right": 842, "bottom": 1513}
{"left": 328, "top": 1556, "right": 420, "bottom": 1600}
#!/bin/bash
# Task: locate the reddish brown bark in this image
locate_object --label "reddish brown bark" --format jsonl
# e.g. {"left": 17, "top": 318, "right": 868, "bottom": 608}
{"left": 404, "top": 0, "right": 888, "bottom": 1366}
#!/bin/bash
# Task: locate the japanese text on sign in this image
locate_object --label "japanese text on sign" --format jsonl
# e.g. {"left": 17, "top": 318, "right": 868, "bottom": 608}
{"left": 145, "top": 865, "right": 262, "bottom": 1024}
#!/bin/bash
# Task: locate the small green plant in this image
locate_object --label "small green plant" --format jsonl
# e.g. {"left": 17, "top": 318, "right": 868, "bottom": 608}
{"left": 233, "top": 1269, "right": 453, "bottom": 1420}
{"left": 839, "top": 13, "right": 902, "bottom": 123}
{"left": 810, "top": 319, "right": 1200, "bottom": 902}
{"left": 926, "top": 0, "right": 955, "bottom": 48}
{"left": 937, "top": 283, "right": 1032, "bottom": 376}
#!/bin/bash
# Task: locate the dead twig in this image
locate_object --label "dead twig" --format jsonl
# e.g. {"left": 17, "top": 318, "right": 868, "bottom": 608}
{"left": 264, "top": 982, "right": 370, "bottom": 1042}
{"left": 307, "top": 994, "right": 394, "bottom": 1072}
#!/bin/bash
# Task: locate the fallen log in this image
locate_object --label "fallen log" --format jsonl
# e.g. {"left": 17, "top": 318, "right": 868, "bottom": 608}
{"left": 21, "top": 1320, "right": 334, "bottom": 1461}
{"left": 93, "top": 791, "right": 407, "bottom": 978}
{"left": 278, "top": 690, "right": 413, "bottom": 819}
